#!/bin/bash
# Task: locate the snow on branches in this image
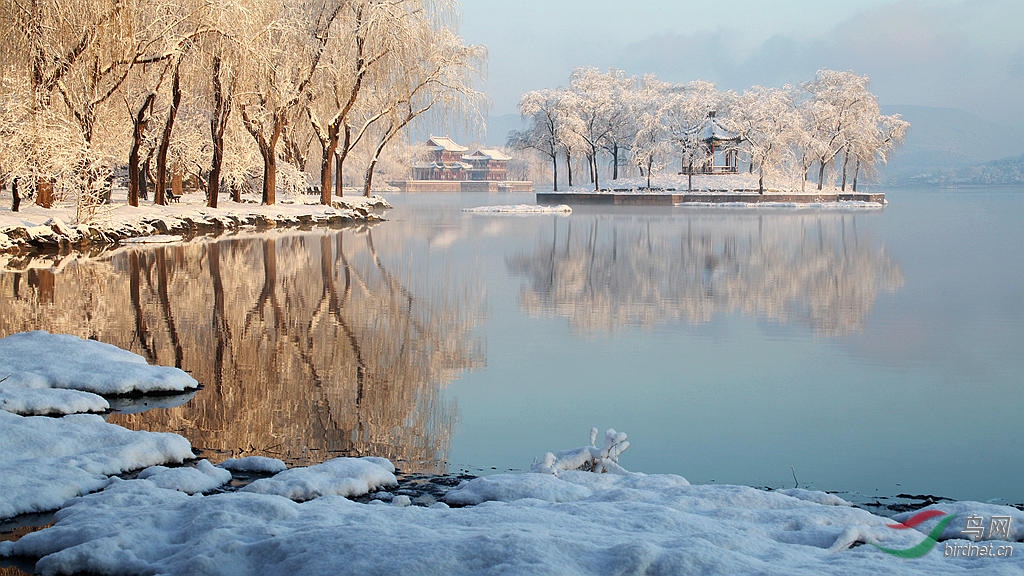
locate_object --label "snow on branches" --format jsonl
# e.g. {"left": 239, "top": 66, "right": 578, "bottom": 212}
{"left": 513, "top": 68, "right": 908, "bottom": 193}
{"left": 0, "top": 0, "right": 484, "bottom": 213}
{"left": 532, "top": 427, "right": 632, "bottom": 475}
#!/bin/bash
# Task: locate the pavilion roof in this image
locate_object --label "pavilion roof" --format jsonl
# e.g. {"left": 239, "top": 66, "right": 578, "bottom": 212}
{"left": 696, "top": 112, "right": 741, "bottom": 143}
{"left": 425, "top": 136, "right": 469, "bottom": 153}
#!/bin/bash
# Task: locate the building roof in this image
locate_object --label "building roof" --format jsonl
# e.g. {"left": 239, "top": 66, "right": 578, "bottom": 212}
{"left": 698, "top": 112, "right": 741, "bottom": 143}
{"left": 464, "top": 148, "right": 512, "bottom": 162}
{"left": 425, "top": 136, "right": 469, "bottom": 153}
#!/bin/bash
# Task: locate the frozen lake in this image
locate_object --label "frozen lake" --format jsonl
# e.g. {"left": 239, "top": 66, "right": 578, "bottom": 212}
{"left": 1, "top": 186, "right": 1021, "bottom": 504}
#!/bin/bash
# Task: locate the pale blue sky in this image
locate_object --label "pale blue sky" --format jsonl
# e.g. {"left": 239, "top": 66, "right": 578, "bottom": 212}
{"left": 460, "top": 0, "right": 1024, "bottom": 128}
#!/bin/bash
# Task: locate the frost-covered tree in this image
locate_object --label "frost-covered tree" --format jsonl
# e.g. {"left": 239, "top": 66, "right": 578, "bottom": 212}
{"left": 628, "top": 76, "right": 674, "bottom": 189}
{"left": 732, "top": 86, "right": 798, "bottom": 193}
{"left": 357, "top": 26, "right": 484, "bottom": 196}
{"left": 663, "top": 80, "right": 722, "bottom": 192}
{"left": 511, "top": 88, "right": 575, "bottom": 192}
{"left": 567, "top": 67, "right": 632, "bottom": 191}
{"left": 238, "top": 0, "right": 341, "bottom": 205}
{"left": 804, "top": 70, "right": 877, "bottom": 191}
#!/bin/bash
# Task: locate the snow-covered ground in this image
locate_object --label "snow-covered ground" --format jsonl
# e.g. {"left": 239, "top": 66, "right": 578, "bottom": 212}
{"left": 0, "top": 189, "right": 390, "bottom": 253}
{"left": 1, "top": 333, "right": 1021, "bottom": 575}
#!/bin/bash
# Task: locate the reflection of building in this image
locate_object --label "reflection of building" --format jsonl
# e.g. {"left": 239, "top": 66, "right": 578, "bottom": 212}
{"left": 400, "top": 136, "right": 532, "bottom": 192}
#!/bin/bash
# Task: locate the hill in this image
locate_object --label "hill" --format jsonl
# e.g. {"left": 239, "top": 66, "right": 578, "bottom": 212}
{"left": 879, "top": 105, "right": 1024, "bottom": 183}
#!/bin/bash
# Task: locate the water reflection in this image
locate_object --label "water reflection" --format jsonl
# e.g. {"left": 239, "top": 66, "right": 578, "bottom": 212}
{"left": 0, "top": 228, "right": 484, "bottom": 472}
{"left": 508, "top": 211, "right": 903, "bottom": 336}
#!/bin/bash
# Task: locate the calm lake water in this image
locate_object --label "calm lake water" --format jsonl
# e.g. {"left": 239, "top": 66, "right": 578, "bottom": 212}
{"left": 1, "top": 186, "right": 1021, "bottom": 504}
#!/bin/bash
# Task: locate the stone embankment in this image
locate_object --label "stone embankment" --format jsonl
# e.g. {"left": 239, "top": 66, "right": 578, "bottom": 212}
{"left": 0, "top": 196, "right": 390, "bottom": 254}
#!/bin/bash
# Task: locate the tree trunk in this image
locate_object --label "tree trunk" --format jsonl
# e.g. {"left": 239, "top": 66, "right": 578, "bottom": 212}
{"left": 156, "top": 61, "right": 182, "bottom": 206}
{"left": 172, "top": 169, "right": 184, "bottom": 198}
{"left": 128, "top": 93, "right": 155, "bottom": 207}
{"left": 319, "top": 125, "right": 338, "bottom": 205}
{"left": 261, "top": 142, "right": 277, "bottom": 205}
{"left": 11, "top": 178, "right": 20, "bottom": 212}
{"left": 758, "top": 169, "right": 764, "bottom": 195}
{"left": 817, "top": 160, "right": 826, "bottom": 191}
{"left": 551, "top": 152, "right": 558, "bottom": 192}
{"left": 208, "top": 56, "right": 232, "bottom": 209}
{"left": 612, "top": 142, "right": 619, "bottom": 180}
{"left": 852, "top": 160, "right": 860, "bottom": 192}
{"left": 566, "top": 151, "right": 573, "bottom": 188}
{"left": 840, "top": 146, "right": 850, "bottom": 191}
{"left": 687, "top": 161, "right": 693, "bottom": 192}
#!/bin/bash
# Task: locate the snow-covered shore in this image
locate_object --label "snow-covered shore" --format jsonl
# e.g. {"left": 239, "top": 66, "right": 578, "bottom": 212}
{"left": 0, "top": 190, "right": 390, "bottom": 254}
{"left": 1, "top": 332, "right": 1021, "bottom": 575}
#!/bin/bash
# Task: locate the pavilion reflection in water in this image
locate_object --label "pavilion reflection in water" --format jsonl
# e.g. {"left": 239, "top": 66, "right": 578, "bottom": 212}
{"left": 507, "top": 212, "right": 903, "bottom": 336}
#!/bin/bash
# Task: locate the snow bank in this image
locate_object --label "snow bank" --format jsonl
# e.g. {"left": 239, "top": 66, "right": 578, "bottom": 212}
{"left": 0, "top": 410, "right": 194, "bottom": 519}
{"left": 4, "top": 469, "right": 1021, "bottom": 575}
{"left": 0, "top": 331, "right": 198, "bottom": 399}
{"left": 241, "top": 457, "right": 397, "bottom": 501}
{"left": 463, "top": 204, "right": 572, "bottom": 214}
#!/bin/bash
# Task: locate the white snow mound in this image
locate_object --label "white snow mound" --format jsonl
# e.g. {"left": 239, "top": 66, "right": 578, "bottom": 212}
{"left": 0, "top": 331, "right": 199, "bottom": 397}
{"left": 241, "top": 457, "right": 397, "bottom": 501}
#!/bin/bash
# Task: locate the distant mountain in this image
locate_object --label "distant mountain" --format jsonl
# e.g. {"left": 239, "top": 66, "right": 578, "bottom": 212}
{"left": 879, "top": 105, "right": 1024, "bottom": 183}
{"left": 907, "top": 154, "right": 1024, "bottom": 186}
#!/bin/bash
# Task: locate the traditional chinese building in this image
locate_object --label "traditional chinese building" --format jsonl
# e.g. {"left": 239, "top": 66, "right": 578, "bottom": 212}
{"left": 463, "top": 148, "right": 512, "bottom": 181}
{"left": 683, "top": 112, "right": 741, "bottom": 174}
{"left": 412, "top": 136, "right": 471, "bottom": 181}
{"left": 399, "top": 136, "right": 532, "bottom": 192}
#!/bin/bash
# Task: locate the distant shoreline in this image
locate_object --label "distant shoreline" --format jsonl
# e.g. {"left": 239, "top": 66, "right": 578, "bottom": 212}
{"left": 537, "top": 190, "right": 886, "bottom": 206}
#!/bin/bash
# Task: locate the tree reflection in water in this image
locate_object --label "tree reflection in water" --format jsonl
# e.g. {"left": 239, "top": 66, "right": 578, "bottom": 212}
{"left": 507, "top": 212, "right": 903, "bottom": 336}
{"left": 0, "top": 228, "right": 484, "bottom": 473}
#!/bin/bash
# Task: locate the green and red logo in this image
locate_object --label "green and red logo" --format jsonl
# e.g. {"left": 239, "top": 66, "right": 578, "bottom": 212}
{"left": 873, "top": 510, "right": 957, "bottom": 558}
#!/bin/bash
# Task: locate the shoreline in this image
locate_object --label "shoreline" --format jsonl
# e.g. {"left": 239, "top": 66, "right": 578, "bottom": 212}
{"left": 0, "top": 191, "right": 391, "bottom": 256}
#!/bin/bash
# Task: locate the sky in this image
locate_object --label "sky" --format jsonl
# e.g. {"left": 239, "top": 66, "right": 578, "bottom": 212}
{"left": 459, "top": 0, "right": 1024, "bottom": 131}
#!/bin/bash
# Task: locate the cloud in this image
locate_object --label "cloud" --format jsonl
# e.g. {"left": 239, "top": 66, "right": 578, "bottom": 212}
{"left": 489, "top": 0, "right": 1023, "bottom": 129}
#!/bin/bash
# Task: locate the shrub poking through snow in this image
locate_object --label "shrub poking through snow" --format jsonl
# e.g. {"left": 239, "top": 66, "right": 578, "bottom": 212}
{"left": 531, "top": 427, "right": 631, "bottom": 475}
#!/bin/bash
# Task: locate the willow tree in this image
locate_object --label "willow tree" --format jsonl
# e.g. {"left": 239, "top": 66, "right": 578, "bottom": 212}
{"left": 0, "top": 0, "right": 123, "bottom": 209}
{"left": 238, "top": 0, "right": 341, "bottom": 205}
{"left": 358, "top": 25, "right": 485, "bottom": 197}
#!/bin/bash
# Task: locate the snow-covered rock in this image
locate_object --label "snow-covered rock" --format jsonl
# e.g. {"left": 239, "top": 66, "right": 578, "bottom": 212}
{"left": 240, "top": 457, "right": 398, "bottom": 501}
{"left": 217, "top": 456, "right": 289, "bottom": 474}
{"left": 137, "top": 460, "right": 232, "bottom": 495}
